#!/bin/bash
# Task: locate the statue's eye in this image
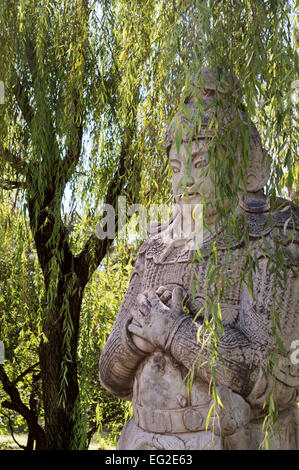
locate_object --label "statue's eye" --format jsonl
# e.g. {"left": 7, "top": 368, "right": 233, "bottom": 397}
{"left": 172, "top": 167, "right": 180, "bottom": 174}
{"left": 194, "top": 160, "right": 207, "bottom": 169}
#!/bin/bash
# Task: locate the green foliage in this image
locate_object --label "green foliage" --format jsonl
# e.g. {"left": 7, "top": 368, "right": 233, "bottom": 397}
{"left": 78, "top": 241, "right": 137, "bottom": 444}
{"left": 0, "top": 196, "right": 44, "bottom": 435}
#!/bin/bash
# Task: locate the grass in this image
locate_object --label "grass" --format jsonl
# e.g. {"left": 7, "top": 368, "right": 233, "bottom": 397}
{"left": 89, "top": 431, "right": 116, "bottom": 450}
{"left": 0, "top": 433, "right": 27, "bottom": 450}
{"left": 0, "top": 432, "right": 116, "bottom": 450}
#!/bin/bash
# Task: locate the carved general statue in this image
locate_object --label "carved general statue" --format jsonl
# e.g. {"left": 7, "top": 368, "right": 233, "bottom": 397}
{"left": 99, "top": 68, "right": 299, "bottom": 450}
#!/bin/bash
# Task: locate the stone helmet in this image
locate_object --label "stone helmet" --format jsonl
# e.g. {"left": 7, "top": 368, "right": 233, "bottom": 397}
{"left": 165, "top": 67, "right": 270, "bottom": 193}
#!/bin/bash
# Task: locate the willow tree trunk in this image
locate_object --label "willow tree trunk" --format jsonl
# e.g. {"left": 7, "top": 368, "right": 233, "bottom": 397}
{"left": 28, "top": 189, "right": 88, "bottom": 450}
{"left": 39, "top": 286, "right": 83, "bottom": 450}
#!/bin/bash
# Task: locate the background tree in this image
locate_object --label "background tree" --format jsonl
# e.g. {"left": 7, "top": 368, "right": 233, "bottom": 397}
{"left": 0, "top": 194, "right": 134, "bottom": 449}
{"left": 0, "top": 0, "right": 179, "bottom": 450}
{"left": 0, "top": 196, "right": 46, "bottom": 450}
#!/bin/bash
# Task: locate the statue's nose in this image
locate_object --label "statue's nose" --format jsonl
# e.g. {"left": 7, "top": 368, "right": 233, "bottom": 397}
{"left": 184, "top": 172, "right": 194, "bottom": 187}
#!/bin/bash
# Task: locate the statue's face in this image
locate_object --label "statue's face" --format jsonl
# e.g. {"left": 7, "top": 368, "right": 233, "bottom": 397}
{"left": 169, "top": 139, "right": 216, "bottom": 217}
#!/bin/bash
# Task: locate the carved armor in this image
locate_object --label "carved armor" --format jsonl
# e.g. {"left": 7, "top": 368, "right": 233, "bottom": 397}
{"left": 99, "top": 199, "right": 299, "bottom": 450}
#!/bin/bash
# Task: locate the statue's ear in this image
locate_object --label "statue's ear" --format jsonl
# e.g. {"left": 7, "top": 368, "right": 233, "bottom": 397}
{"left": 245, "top": 149, "right": 271, "bottom": 193}
{"left": 236, "top": 123, "right": 271, "bottom": 193}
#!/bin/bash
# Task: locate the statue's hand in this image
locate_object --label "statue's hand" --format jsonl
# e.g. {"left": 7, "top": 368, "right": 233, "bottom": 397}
{"left": 130, "top": 334, "right": 155, "bottom": 354}
{"left": 128, "top": 286, "right": 184, "bottom": 351}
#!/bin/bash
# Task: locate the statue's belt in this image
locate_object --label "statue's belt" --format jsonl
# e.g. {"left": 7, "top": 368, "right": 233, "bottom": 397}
{"left": 133, "top": 402, "right": 299, "bottom": 439}
{"left": 133, "top": 402, "right": 214, "bottom": 434}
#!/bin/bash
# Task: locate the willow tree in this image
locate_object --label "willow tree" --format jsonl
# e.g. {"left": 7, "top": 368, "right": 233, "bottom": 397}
{"left": 0, "top": 197, "right": 46, "bottom": 450}
{"left": 0, "top": 0, "right": 179, "bottom": 449}
{"left": 0, "top": 0, "right": 297, "bottom": 451}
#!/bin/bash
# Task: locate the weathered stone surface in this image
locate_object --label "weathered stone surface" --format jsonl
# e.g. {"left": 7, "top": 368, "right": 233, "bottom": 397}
{"left": 99, "top": 68, "right": 299, "bottom": 450}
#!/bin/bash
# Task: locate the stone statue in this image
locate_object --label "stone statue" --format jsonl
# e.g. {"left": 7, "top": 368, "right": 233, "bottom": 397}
{"left": 99, "top": 68, "right": 299, "bottom": 450}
